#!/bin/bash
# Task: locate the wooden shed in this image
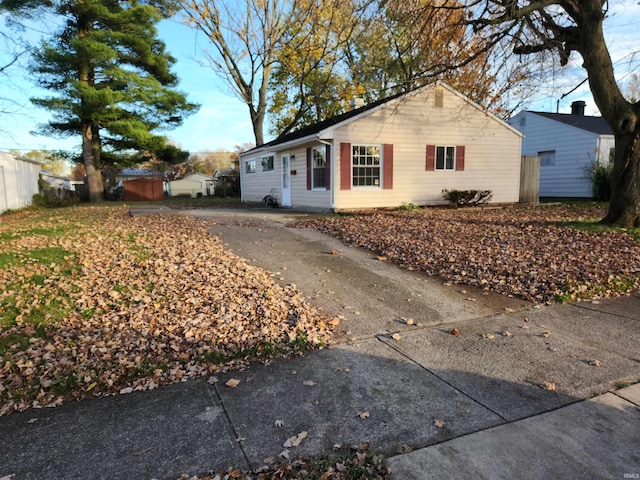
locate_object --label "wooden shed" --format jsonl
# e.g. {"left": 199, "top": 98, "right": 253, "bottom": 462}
{"left": 123, "top": 178, "right": 164, "bottom": 201}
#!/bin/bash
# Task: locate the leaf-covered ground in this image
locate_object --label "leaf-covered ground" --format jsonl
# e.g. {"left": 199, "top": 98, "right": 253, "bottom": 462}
{"left": 299, "top": 204, "right": 640, "bottom": 304}
{"left": 0, "top": 206, "right": 334, "bottom": 415}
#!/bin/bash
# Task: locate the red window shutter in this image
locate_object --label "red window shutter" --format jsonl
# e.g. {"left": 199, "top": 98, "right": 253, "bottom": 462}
{"left": 325, "top": 144, "right": 331, "bottom": 190}
{"left": 426, "top": 144, "right": 435, "bottom": 171}
{"left": 340, "top": 142, "right": 351, "bottom": 190}
{"left": 383, "top": 143, "right": 393, "bottom": 189}
{"left": 306, "top": 147, "right": 312, "bottom": 190}
{"left": 456, "top": 145, "right": 465, "bottom": 171}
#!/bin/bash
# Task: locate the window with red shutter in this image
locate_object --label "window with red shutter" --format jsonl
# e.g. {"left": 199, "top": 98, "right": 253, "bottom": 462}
{"left": 383, "top": 144, "right": 393, "bottom": 189}
{"left": 340, "top": 142, "right": 351, "bottom": 190}
{"left": 426, "top": 144, "right": 435, "bottom": 171}
{"left": 455, "top": 145, "right": 465, "bottom": 171}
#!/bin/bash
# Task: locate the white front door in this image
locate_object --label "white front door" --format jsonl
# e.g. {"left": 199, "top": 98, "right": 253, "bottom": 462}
{"left": 281, "top": 154, "right": 291, "bottom": 206}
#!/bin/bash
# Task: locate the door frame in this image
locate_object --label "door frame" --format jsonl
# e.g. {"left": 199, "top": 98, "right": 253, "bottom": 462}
{"left": 281, "top": 153, "right": 291, "bottom": 207}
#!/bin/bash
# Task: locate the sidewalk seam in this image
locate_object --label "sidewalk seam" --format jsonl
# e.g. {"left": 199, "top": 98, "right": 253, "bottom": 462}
{"left": 572, "top": 301, "right": 639, "bottom": 321}
{"left": 208, "top": 383, "right": 253, "bottom": 470}
{"left": 372, "top": 335, "right": 509, "bottom": 422}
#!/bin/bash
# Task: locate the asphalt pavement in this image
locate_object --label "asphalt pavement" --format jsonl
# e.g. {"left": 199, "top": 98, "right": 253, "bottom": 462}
{"left": 1, "top": 207, "right": 638, "bottom": 480}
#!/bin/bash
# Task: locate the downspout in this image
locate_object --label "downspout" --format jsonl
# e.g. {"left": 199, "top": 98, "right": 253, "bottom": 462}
{"left": 318, "top": 138, "right": 335, "bottom": 210}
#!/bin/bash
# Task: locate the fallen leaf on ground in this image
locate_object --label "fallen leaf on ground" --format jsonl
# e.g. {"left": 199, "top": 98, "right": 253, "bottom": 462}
{"left": 225, "top": 379, "right": 241, "bottom": 388}
{"left": 303, "top": 380, "right": 316, "bottom": 386}
{"left": 541, "top": 381, "right": 556, "bottom": 391}
{"left": 357, "top": 411, "right": 370, "bottom": 419}
{"left": 297, "top": 205, "right": 640, "bottom": 305}
{"left": 391, "top": 333, "right": 401, "bottom": 341}
{"left": 434, "top": 419, "right": 446, "bottom": 428}
{"left": 589, "top": 359, "right": 602, "bottom": 366}
{"left": 283, "top": 431, "right": 307, "bottom": 448}
{"left": 483, "top": 333, "right": 494, "bottom": 339}
{"left": 449, "top": 328, "right": 460, "bottom": 336}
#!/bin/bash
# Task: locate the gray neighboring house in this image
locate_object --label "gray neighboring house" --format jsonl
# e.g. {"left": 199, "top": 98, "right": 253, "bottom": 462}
{"left": 0, "top": 152, "right": 41, "bottom": 213}
{"left": 509, "top": 101, "right": 614, "bottom": 198}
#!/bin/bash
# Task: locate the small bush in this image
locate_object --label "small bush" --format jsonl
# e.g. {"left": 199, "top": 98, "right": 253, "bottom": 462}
{"left": 33, "top": 191, "right": 79, "bottom": 208}
{"left": 398, "top": 202, "right": 419, "bottom": 211}
{"left": 442, "top": 189, "right": 492, "bottom": 207}
{"left": 585, "top": 161, "right": 612, "bottom": 201}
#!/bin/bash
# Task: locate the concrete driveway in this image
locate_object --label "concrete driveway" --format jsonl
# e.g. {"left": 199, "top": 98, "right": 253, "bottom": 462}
{"left": 1, "top": 206, "right": 638, "bottom": 480}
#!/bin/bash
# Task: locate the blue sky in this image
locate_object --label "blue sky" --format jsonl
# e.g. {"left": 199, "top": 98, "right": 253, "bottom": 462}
{"left": 0, "top": 1, "right": 638, "bottom": 156}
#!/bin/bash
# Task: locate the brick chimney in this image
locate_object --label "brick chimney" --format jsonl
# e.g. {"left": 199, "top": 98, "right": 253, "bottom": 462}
{"left": 571, "top": 100, "right": 586, "bottom": 116}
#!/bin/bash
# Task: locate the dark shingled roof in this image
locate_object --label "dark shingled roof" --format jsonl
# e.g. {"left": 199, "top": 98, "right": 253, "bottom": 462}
{"left": 247, "top": 89, "right": 409, "bottom": 153}
{"left": 530, "top": 111, "right": 613, "bottom": 135}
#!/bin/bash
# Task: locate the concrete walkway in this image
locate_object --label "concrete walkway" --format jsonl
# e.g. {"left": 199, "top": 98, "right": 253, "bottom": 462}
{"left": 1, "top": 207, "right": 639, "bottom": 480}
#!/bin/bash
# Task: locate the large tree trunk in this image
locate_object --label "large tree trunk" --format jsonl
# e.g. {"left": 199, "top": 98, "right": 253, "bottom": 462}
{"left": 250, "top": 105, "right": 265, "bottom": 147}
{"left": 82, "top": 122, "right": 104, "bottom": 202}
{"left": 602, "top": 130, "right": 640, "bottom": 227}
{"left": 574, "top": 3, "right": 640, "bottom": 228}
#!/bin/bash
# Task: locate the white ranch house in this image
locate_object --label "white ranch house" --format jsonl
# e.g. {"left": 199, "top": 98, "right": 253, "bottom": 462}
{"left": 240, "top": 82, "right": 523, "bottom": 211}
{"left": 508, "top": 101, "right": 614, "bottom": 198}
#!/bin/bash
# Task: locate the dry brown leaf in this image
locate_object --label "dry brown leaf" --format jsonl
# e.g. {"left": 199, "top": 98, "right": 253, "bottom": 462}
{"left": 225, "top": 379, "right": 241, "bottom": 388}
{"left": 541, "top": 381, "right": 556, "bottom": 391}
{"left": 283, "top": 431, "right": 307, "bottom": 448}
{"left": 434, "top": 419, "right": 446, "bottom": 428}
{"left": 391, "top": 333, "right": 401, "bottom": 341}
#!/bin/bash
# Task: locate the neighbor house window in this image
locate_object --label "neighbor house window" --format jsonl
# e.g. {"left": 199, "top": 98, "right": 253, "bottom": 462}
{"left": 261, "top": 155, "right": 274, "bottom": 171}
{"left": 245, "top": 159, "right": 256, "bottom": 174}
{"left": 312, "top": 147, "right": 326, "bottom": 188}
{"left": 352, "top": 145, "right": 381, "bottom": 187}
{"left": 436, "top": 146, "right": 456, "bottom": 170}
{"left": 539, "top": 150, "right": 556, "bottom": 166}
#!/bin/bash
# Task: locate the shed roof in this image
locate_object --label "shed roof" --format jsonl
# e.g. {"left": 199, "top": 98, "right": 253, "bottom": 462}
{"left": 530, "top": 111, "right": 613, "bottom": 135}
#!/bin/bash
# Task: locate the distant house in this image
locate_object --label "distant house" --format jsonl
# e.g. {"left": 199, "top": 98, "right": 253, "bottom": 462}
{"left": 0, "top": 152, "right": 40, "bottom": 213}
{"left": 239, "top": 82, "right": 523, "bottom": 211}
{"left": 166, "top": 173, "right": 214, "bottom": 198}
{"left": 508, "top": 101, "right": 614, "bottom": 198}
{"left": 40, "top": 171, "right": 73, "bottom": 197}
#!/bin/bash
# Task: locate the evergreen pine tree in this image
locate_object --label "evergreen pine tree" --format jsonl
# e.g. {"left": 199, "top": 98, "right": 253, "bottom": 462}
{"left": 2, "top": 0, "right": 198, "bottom": 201}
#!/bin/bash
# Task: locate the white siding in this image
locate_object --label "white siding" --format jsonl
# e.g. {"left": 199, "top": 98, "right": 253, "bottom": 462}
{"left": 288, "top": 146, "right": 331, "bottom": 208}
{"left": 509, "top": 112, "right": 604, "bottom": 197}
{"left": 167, "top": 179, "right": 202, "bottom": 197}
{"left": 240, "top": 152, "right": 281, "bottom": 204}
{"left": 332, "top": 87, "right": 521, "bottom": 210}
{"left": 0, "top": 152, "right": 41, "bottom": 213}
{"left": 240, "top": 83, "right": 522, "bottom": 210}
